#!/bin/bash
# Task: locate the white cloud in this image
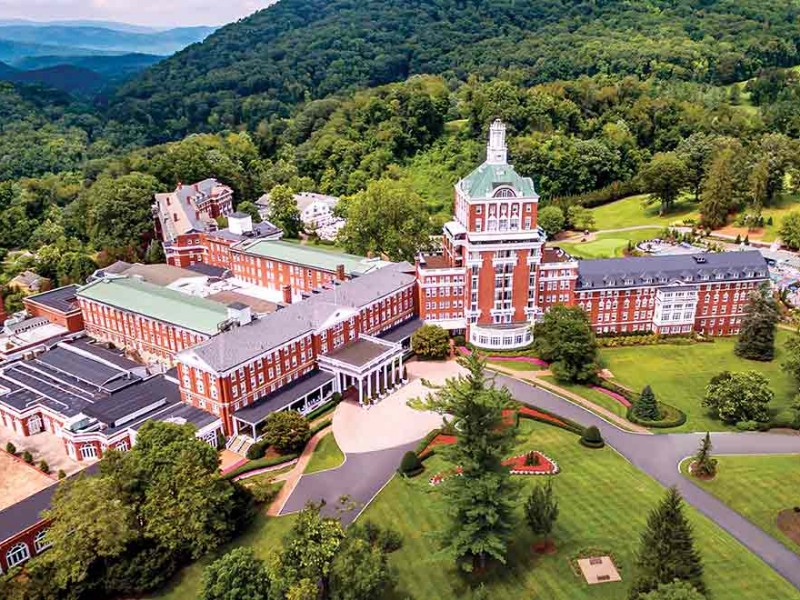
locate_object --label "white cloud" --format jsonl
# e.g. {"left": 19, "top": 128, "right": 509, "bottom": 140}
{"left": 0, "top": 0, "right": 275, "bottom": 27}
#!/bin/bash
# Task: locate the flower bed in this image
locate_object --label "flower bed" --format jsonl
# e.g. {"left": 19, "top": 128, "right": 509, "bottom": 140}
{"left": 419, "top": 433, "right": 457, "bottom": 458}
{"left": 590, "top": 385, "right": 631, "bottom": 408}
{"left": 502, "top": 451, "right": 559, "bottom": 475}
{"left": 429, "top": 466, "right": 462, "bottom": 486}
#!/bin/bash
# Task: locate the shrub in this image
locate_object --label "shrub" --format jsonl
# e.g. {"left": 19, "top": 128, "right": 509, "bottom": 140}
{"left": 223, "top": 453, "right": 300, "bottom": 479}
{"left": 735, "top": 420, "right": 767, "bottom": 432}
{"left": 524, "top": 451, "right": 540, "bottom": 466}
{"left": 579, "top": 425, "right": 605, "bottom": 449}
{"left": 38, "top": 460, "right": 50, "bottom": 474}
{"left": 377, "top": 527, "right": 403, "bottom": 553}
{"left": 57, "top": 469, "right": 66, "bottom": 480}
{"left": 246, "top": 440, "right": 268, "bottom": 460}
{"left": 249, "top": 480, "right": 282, "bottom": 504}
{"left": 414, "top": 428, "right": 442, "bottom": 455}
{"left": 453, "top": 334, "right": 466, "bottom": 347}
{"left": 309, "top": 418, "right": 332, "bottom": 436}
{"left": 399, "top": 451, "right": 423, "bottom": 477}
{"left": 22, "top": 450, "right": 33, "bottom": 464}
{"left": 5, "top": 441, "right": 15, "bottom": 455}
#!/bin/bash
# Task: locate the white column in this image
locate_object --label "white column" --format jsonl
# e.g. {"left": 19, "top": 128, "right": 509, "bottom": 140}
{"left": 399, "top": 356, "right": 404, "bottom": 381}
{"left": 391, "top": 358, "right": 397, "bottom": 385}
{"left": 358, "top": 376, "right": 363, "bottom": 405}
{"left": 366, "top": 370, "right": 372, "bottom": 400}
{"left": 382, "top": 364, "right": 388, "bottom": 390}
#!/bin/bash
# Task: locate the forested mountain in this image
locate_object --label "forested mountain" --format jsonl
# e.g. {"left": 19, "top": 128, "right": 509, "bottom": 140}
{"left": 111, "top": 0, "right": 800, "bottom": 143}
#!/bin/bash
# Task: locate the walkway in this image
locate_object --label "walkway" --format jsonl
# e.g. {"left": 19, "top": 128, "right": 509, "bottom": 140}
{"left": 268, "top": 427, "right": 332, "bottom": 517}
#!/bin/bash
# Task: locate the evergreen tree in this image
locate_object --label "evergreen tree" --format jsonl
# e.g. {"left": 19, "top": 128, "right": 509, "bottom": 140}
{"left": 144, "top": 239, "right": 165, "bottom": 264}
{"left": 634, "top": 385, "right": 661, "bottom": 421}
{"left": 524, "top": 478, "right": 559, "bottom": 548}
{"left": 692, "top": 433, "right": 717, "bottom": 478}
{"left": 638, "top": 580, "right": 706, "bottom": 600}
{"left": 735, "top": 286, "right": 780, "bottom": 361}
{"left": 699, "top": 149, "right": 735, "bottom": 229}
{"left": 629, "top": 487, "right": 706, "bottom": 599}
{"left": 421, "top": 352, "right": 518, "bottom": 571}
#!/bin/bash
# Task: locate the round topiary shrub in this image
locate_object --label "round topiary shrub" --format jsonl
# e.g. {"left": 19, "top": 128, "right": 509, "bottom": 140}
{"left": 22, "top": 450, "right": 33, "bottom": 464}
{"left": 246, "top": 440, "right": 267, "bottom": 460}
{"left": 579, "top": 426, "right": 605, "bottom": 449}
{"left": 38, "top": 460, "right": 49, "bottom": 474}
{"left": 399, "top": 451, "right": 423, "bottom": 477}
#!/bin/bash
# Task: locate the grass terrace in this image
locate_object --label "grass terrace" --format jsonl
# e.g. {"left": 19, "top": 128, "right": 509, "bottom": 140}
{"left": 362, "top": 420, "right": 799, "bottom": 599}
{"left": 600, "top": 332, "right": 797, "bottom": 433}
{"left": 304, "top": 432, "right": 345, "bottom": 474}
{"left": 538, "top": 375, "right": 629, "bottom": 418}
{"left": 589, "top": 194, "right": 699, "bottom": 231}
{"left": 681, "top": 455, "right": 800, "bottom": 556}
{"left": 558, "top": 229, "right": 656, "bottom": 259}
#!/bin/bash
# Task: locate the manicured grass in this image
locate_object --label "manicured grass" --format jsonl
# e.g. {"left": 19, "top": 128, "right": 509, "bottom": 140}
{"left": 149, "top": 512, "right": 295, "bottom": 600}
{"left": 488, "top": 359, "right": 541, "bottom": 372}
{"left": 304, "top": 432, "right": 345, "bottom": 474}
{"left": 758, "top": 193, "right": 800, "bottom": 242}
{"left": 559, "top": 229, "right": 657, "bottom": 259}
{"left": 539, "top": 375, "right": 628, "bottom": 418}
{"left": 601, "top": 332, "right": 797, "bottom": 433}
{"left": 589, "top": 193, "right": 700, "bottom": 231}
{"left": 362, "top": 420, "right": 800, "bottom": 599}
{"left": 681, "top": 454, "right": 800, "bottom": 556}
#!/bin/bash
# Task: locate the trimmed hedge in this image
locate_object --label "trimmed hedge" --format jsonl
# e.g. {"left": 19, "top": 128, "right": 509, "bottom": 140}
{"left": 597, "top": 332, "right": 710, "bottom": 348}
{"left": 223, "top": 453, "right": 300, "bottom": 479}
{"left": 579, "top": 425, "right": 605, "bottom": 449}
{"left": 515, "top": 403, "right": 585, "bottom": 436}
{"left": 626, "top": 402, "right": 687, "bottom": 429}
{"left": 415, "top": 428, "right": 443, "bottom": 456}
{"left": 309, "top": 418, "right": 332, "bottom": 436}
{"left": 399, "top": 451, "right": 424, "bottom": 477}
{"left": 305, "top": 393, "right": 342, "bottom": 422}
{"left": 596, "top": 379, "right": 637, "bottom": 403}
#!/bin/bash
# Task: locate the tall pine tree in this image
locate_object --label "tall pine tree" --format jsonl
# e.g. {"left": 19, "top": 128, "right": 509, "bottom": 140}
{"left": 735, "top": 285, "right": 780, "bottom": 361}
{"left": 692, "top": 432, "right": 717, "bottom": 478}
{"left": 422, "top": 352, "right": 518, "bottom": 572}
{"left": 630, "top": 487, "right": 706, "bottom": 599}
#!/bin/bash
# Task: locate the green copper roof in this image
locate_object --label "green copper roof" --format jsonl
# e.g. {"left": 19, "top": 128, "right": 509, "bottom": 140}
{"left": 77, "top": 277, "right": 229, "bottom": 336}
{"left": 459, "top": 162, "right": 537, "bottom": 199}
{"left": 241, "top": 240, "right": 389, "bottom": 275}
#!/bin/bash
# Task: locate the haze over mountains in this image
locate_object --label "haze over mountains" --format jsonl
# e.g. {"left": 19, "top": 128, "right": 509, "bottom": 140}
{"left": 0, "top": 19, "right": 216, "bottom": 96}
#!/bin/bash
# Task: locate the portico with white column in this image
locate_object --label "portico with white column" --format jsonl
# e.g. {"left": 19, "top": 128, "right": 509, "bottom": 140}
{"left": 318, "top": 335, "right": 406, "bottom": 406}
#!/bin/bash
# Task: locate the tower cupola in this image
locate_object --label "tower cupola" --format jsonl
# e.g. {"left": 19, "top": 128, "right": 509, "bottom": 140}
{"left": 486, "top": 119, "right": 508, "bottom": 165}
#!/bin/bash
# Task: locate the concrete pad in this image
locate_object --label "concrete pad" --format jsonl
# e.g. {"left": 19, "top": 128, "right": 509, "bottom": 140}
{"left": 577, "top": 556, "right": 622, "bottom": 585}
{"left": 0, "top": 451, "right": 55, "bottom": 511}
{"left": 332, "top": 359, "right": 464, "bottom": 454}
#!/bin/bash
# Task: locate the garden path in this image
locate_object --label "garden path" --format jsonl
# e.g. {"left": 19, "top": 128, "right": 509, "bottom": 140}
{"left": 267, "top": 426, "right": 331, "bottom": 517}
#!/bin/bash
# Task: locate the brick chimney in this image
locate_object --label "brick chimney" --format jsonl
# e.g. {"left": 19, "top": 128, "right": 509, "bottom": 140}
{"left": 336, "top": 264, "right": 346, "bottom": 281}
{"left": 282, "top": 285, "right": 292, "bottom": 304}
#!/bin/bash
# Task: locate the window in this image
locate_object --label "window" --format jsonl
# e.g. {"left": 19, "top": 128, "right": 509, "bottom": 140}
{"left": 34, "top": 530, "right": 51, "bottom": 553}
{"left": 80, "top": 445, "right": 98, "bottom": 460}
{"left": 6, "top": 542, "right": 30, "bottom": 568}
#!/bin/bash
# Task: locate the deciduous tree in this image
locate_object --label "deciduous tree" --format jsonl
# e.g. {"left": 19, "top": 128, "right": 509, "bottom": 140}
{"left": 200, "top": 548, "right": 271, "bottom": 600}
{"left": 266, "top": 184, "right": 302, "bottom": 238}
{"left": 339, "top": 179, "right": 432, "bottom": 262}
{"left": 702, "top": 371, "right": 773, "bottom": 424}
{"left": 262, "top": 410, "right": 311, "bottom": 454}
{"left": 411, "top": 324, "right": 450, "bottom": 360}
{"left": 639, "top": 153, "right": 688, "bottom": 215}
{"left": 534, "top": 305, "right": 599, "bottom": 383}
{"left": 779, "top": 211, "right": 800, "bottom": 250}
{"left": 638, "top": 580, "right": 706, "bottom": 600}
{"left": 538, "top": 205, "right": 566, "bottom": 237}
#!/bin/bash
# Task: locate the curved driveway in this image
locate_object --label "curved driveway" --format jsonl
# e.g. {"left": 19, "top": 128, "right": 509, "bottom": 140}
{"left": 280, "top": 371, "right": 800, "bottom": 590}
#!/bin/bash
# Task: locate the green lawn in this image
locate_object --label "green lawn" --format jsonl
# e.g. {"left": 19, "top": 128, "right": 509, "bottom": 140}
{"left": 758, "top": 193, "right": 800, "bottom": 242}
{"left": 304, "top": 432, "right": 345, "bottom": 474}
{"left": 559, "top": 229, "right": 657, "bottom": 259}
{"left": 589, "top": 194, "right": 700, "bottom": 231}
{"left": 362, "top": 420, "right": 799, "bottom": 599}
{"left": 681, "top": 455, "right": 800, "bottom": 556}
{"left": 488, "top": 359, "right": 541, "bottom": 372}
{"left": 539, "top": 375, "right": 629, "bottom": 418}
{"left": 601, "top": 332, "right": 797, "bottom": 433}
{"left": 149, "top": 513, "right": 295, "bottom": 600}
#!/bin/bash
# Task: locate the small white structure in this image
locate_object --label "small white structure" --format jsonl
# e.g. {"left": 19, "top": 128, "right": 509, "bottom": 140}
{"left": 227, "top": 212, "right": 254, "bottom": 236}
{"left": 256, "top": 191, "right": 343, "bottom": 240}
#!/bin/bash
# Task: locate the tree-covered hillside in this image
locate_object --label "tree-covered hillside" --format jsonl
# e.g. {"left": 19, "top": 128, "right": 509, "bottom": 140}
{"left": 111, "top": 0, "right": 800, "bottom": 142}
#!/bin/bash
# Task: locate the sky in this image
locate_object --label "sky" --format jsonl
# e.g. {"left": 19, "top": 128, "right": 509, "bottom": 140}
{"left": 0, "top": 0, "right": 276, "bottom": 27}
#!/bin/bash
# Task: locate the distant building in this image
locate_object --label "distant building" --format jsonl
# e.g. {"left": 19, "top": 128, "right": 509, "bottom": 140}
{"left": 416, "top": 120, "right": 770, "bottom": 349}
{"left": 8, "top": 271, "right": 51, "bottom": 295}
{"left": 152, "top": 179, "right": 236, "bottom": 267}
{"left": 257, "top": 191, "right": 344, "bottom": 241}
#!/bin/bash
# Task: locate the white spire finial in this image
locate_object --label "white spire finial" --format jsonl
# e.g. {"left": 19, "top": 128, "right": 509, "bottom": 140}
{"left": 486, "top": 119, "right": 507, "bottom": 165}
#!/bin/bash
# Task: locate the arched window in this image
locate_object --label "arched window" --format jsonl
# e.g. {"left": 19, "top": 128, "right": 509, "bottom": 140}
{"left": 34, "top": 530, "right": 51, "bottom": 553}
{"left": 6, "top": 542, "right": 30, "bottom": 568}
{"left": 493, "top": 187, "right": 515, "bottom": 198}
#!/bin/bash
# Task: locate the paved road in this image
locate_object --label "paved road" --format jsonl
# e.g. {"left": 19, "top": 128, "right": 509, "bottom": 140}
{"left": 279, "top": 440, "right": 416, "bottom": 525}
{"left": 279, "top": 372, "right": 800, "bottom": 589}
{"left": 496, "top": 374, "right": 800, "bottom": 591}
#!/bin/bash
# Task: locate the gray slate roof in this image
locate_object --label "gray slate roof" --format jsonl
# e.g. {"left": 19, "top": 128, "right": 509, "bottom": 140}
{"left": 24, "top": 285, "right": 81, "bottom": 313}
{"left": 182, "top": 262, "right": 416, "bottom": 373}
{"left": 576, "top": 251, "right": 768, "bottom": 290}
